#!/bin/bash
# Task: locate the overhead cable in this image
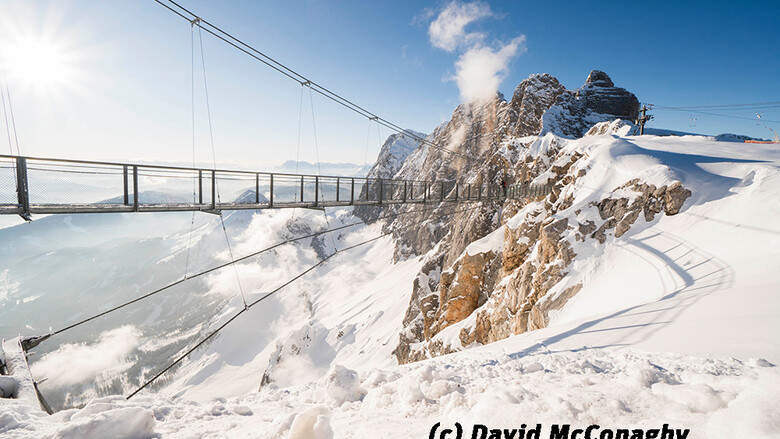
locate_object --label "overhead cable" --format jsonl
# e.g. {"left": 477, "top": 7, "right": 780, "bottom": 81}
{"left": 23, "top": 200, "right": 485, "bottom": 346}
{"left": 125, "top": 202, "right": 481, "bottom": 398}
{"left": 151, "top": 0, "right": 468, "bottom": 158}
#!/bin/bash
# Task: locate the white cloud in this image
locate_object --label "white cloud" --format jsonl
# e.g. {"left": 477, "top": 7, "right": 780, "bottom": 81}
{"left": 426, "top": 1, "right": 526, "bottom": 103}
{"left": 31, "top": 326, "right": 141, "bottom": 388}
{"left": 428, "top": 1, "right": 493, "bottom": 52}
{"left": 451, "top": 36, "right": 527, "bottom": 103}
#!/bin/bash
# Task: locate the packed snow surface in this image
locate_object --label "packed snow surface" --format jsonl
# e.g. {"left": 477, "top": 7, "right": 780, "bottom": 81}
{"left": 3, "top": 351, "right": 777, "bottom": 439}
{"left": 1, "top": 132, "right": 779, "bottom": 438}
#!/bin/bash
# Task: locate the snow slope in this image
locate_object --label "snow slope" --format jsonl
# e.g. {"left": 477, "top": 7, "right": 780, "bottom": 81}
{"left": 538, "top": 134, "right": 780, "bottom": 362}
{"left": 1, "top": 133, "right": 778, "bottom": 438}
{"left": 431, "top": 133, "right": 780, "bottom": 364}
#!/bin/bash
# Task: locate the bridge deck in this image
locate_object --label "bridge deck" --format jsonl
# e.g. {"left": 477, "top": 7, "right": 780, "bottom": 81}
{"left": 0, "top": 154, "right": 551, "bottom": 217}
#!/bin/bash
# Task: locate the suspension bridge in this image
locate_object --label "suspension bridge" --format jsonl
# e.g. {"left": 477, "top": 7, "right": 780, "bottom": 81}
{"left": 0, "top": 153, "right": 551, "bottom": 219}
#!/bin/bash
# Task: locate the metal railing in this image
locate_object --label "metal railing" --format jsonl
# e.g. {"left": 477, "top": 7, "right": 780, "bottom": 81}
{"left": 0, "top": 154, "right": 552, "bottom": 217}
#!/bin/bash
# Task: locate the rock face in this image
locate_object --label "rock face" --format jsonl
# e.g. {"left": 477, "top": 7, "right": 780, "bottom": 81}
{"left": 508, "top": 73, "right": 567, "bottom": 137}
{"left": 353, "top": 130, "right": 424, "bottom": 221}
{"left": 352, "top": 70, "right": 666, "bottom": 364}
{"left": 400, "top": 132, "right": 692, "bottom": 363}
{"left": 592, "top": 180, "right": 692, "bottom": 243}
{"left": 541, "top": 70, "right": 640, "bottom": 139}
{"left": 366, "top": 130, "right": 425, "bottom": 180}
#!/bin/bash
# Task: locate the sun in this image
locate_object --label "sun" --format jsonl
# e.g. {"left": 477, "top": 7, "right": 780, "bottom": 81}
{"left": 3, "top": 38, "right": 76, "bottom": 91}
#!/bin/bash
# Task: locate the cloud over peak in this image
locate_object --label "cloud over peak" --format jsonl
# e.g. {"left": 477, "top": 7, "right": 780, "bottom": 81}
{"left": 452, "top": 36, "right": 527, "bottom": 103}
{"left": 425, "top": 1, "right": 526, "bottom": 103}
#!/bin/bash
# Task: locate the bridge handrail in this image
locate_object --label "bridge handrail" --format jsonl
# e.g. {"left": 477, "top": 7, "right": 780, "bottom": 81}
{"left": 0, "top": 154, "right": 553, "bottom": 218}
{"left": 0, "top": 153, "right": 431, "bottom": 183}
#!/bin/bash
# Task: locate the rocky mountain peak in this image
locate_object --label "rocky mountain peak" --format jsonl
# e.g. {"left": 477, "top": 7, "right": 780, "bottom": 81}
{"left": 366, "top": 130, "right": 425, "bottom": 180}
{"left": 584, "top": 70, "right": 614, "bottom": 87}
{"left": 541, "top": 71, "right": 640, "bottom": 138}
{"left": 508, "top": 73, "right": 566, "bottom": 137}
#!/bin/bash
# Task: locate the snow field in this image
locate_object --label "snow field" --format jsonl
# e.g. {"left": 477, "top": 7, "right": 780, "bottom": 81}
{"left": 1, "top": 350, "right": 776, "bottom": 438}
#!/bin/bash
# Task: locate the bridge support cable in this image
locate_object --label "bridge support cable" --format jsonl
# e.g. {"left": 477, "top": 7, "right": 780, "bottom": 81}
{"left": 20, "top": 201, "right": 480, "bottom": 349}
{"left": 125, "top": 202, "right": 481, "bottom": 399}
{"left": 362, "top": 119, "right": 373, "bottom": 171}
{"left": 1, "top": 59, "right": 26, "bottom": 221}
{"left": 151, "top": 0, "right": 468, "bottom": 159}
{"left": 289, "top": 84, "right": 307, "bottom": 223}
{"left": 183, "top": 21, "right": 199, "bottom": 281}
{"left": 0, "top": 60, "right": 20, "bottom": 156}
{"left": 307, "top": 86, "right": 339, "bottom": 252}
{"left": 1, "top": 71, "right": 16, "bottom": 156}
{"left": 194, "top": 21, "right": 249, "bottom": 308}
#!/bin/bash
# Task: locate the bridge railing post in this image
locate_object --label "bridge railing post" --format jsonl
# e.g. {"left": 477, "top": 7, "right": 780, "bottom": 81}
{"left": 198, "top": 170, "right": 203, "bottom": 204}
{"left": 211, "top": 170, "right": 217, "bottom": 210}
{"left": 300, "top": 175, "right": 304, "bottom": 203}
{"left": 350, "top": 178, "right": 354, "bottom": 205}
{"left": 123, "top": 165, "right": 129, "bottom": 205}
{"left": 378, "top": 179, "right": 383, "bottom": 205}
{"left": 423, "top": 182, "right": 427, "bottom": 203}
{"left": 336, "top": 177, "right": 340, "bottom": 202}
{"left": 269, "top": 174, "right": 274, "bottom": 208}
{"left": 255, "top": 173, "right": 260, "bottom": 204}
{"left": 403, "top": 181, "right": 407, "bottom": 203}
{"left": 133, "top": 165, "right": 139, "bottom": 212}
{"left": 15, "top": 157, "right": 30, "bottom": 216}
{"left": 314, "top": 176, "right": 319, "bottom": 207}
{"left": 455, "top": 183, "right": 458, "bottom": 202}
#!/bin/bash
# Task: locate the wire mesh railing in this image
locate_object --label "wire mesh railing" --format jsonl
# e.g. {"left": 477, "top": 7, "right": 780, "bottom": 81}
{"left": 0, "top": 154, "right": 552, "bottom": 216}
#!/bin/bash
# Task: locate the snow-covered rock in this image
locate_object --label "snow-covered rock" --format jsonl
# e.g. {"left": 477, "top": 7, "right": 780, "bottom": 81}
{"left": 366, "top": 131, "right": 425, "bottom": 181}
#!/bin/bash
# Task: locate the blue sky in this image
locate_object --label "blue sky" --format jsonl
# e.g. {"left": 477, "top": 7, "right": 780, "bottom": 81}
{"left": 0, "top": 0, "right": 778, "bottom": 169}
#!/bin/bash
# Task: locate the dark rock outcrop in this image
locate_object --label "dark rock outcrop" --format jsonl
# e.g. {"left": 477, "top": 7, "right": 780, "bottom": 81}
{"left": 542, "top": 70, "right": 640, "bottom": 138}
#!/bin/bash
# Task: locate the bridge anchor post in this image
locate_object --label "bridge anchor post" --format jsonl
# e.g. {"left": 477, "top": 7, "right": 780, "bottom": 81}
{"left": 123, "top": 165, "right": 129, "bottom": 205}
{"left": 15, "top": 157, "right": 31, "bottom": 221}
{"left": 133, "top": 166, "right": 139, "bottom": 212}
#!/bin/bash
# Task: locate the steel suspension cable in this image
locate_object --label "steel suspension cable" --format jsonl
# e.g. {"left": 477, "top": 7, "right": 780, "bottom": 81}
{"left": 151, "top": 0, "right": 467, "bottom": 159}
{"left": 0, "top": 61, "right": 20, "bottom": 156}
{"left": 183, "top": 22, "right": 199, "bottom": 280}
{"left": 307, "top": 86, "right": 339, "bottom": 251}
{"left": 196, "top": 23, "right": 249, "bottom": 308}
{"left": 363, "top": 119, "right": 372, "bottom": 171}
{"left": 125, "top": 202, "right": 481, "bottom": 399}
{"left": 1, "top": 75, "right": 13, "bottom": 155}
{"left": 291, "top": 85, "right": 306, "bottom": 221}
{"left": 655, "top": 101, "right": 780, "bottom": 109}
{"left": 21, "top": 201, "right": 478, "bottom": 347}
{"left": 652, "top": 105, "right": 780, "bottom": 124}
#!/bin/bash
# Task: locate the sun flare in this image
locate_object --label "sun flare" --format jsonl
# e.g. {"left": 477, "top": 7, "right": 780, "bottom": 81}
{"left": 3, "top": 38, "right": 76, "bottom": 91}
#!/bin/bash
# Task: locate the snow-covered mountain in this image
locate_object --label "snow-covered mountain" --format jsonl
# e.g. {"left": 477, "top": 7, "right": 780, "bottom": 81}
{"left": 1, "top": 71, "right": 778, "bottom": 438}
{"left": 364, "top": 130, "right": 425, "bottom": 180}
